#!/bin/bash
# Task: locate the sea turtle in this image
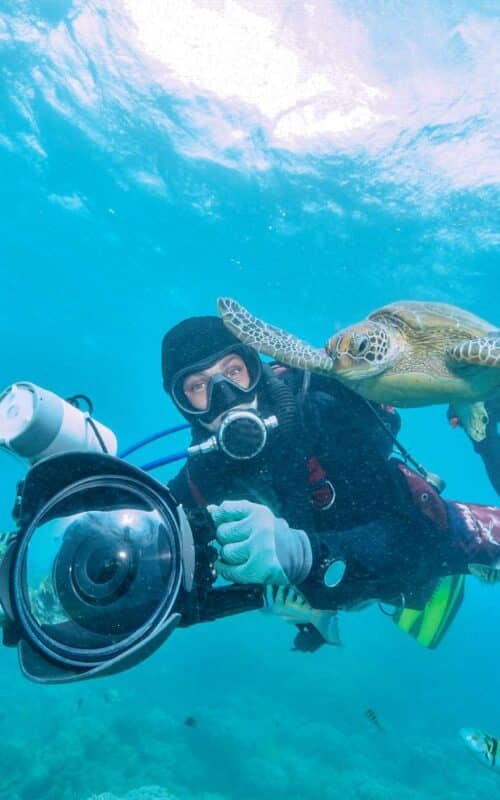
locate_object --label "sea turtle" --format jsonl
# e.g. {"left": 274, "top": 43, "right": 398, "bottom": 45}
{"left": 217, "top": 297, "right": 500, "bottom": 441}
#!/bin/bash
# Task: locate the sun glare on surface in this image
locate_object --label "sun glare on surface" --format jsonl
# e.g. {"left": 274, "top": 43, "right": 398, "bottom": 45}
{"left": 123, "top": 0, "right": 385, "bottom": 144}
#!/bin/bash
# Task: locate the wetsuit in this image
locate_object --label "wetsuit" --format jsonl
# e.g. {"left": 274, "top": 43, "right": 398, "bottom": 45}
{"left": 169, "top": 366, "right": 500, "bottom": 612}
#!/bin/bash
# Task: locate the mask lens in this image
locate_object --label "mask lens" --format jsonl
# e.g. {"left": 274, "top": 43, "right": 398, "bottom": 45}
{"left": 13, "top": 477, "right": 182, "bottom": 666}
{"left": 171, "top": 345, "right": 262, "bottom": 417}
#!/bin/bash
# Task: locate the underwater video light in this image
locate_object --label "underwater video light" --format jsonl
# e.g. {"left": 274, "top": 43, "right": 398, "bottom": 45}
{"left": 0, "top": 382, "right": 117, "bottom": 464}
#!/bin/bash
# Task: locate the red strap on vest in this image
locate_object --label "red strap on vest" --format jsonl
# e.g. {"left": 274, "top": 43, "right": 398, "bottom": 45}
{"left": 307, "top": 456, "right": 335, "bottom": 510}
{"left": 397, "top": 462, "right": 448, "bottom": 530}
{"left": 187, "top": 468, "right": 207, "bottom": 507}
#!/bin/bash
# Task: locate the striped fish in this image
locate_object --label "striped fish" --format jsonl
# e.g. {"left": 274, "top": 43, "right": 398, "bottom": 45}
{"left": 365, "top": 708, "right": 384, "bottom": 733}
{"left": 468, "top": 563, "right": 500, "bottom": 584}
{"left": 460, "top": 728, "right": 500, "bottom": 772}
{"left": 263, "top": 585, "right": 341, "bottom": 646}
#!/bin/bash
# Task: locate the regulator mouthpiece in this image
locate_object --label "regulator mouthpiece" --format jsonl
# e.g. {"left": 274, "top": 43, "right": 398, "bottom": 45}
{"left": 0, "top": 383, "right": 117, "bottom": 464}
{"left": 188, "top": 409, "right": 278, "bottom": 461}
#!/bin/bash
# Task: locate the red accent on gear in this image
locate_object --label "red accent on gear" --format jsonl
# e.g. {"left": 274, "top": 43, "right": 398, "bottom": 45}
{"left": 187, "top": 468, "right": 207, "bottom": 507}
{"left": 307, "top": 456, "right": 335, "bottom": 510}
{"left": 397, "top": 462, "right": 449, "bottom": 530}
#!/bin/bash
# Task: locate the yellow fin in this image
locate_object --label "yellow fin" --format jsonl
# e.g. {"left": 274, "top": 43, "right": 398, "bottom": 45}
{"left": 393, "top": 575, "right": 465, "bottom": 649}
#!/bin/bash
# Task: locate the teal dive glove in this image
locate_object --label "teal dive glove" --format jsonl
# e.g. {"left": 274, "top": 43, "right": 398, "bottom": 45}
{"left": 208, "top": 500, "right": 312, "bottom": 585}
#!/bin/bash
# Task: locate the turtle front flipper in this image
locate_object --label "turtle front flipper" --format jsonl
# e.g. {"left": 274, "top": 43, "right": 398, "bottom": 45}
{"left": 447, "top": 332, "right": 500, "bottom": 369}
{"left": 217, "top": 297, "right": 334, "bottom": 374}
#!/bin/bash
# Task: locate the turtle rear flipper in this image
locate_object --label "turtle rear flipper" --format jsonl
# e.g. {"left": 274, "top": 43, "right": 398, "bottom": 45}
{"left": 447, "top": 332, "right": 500, "bottom": 369}
{"left": 217, "top": 297, "right": 334, "bottom": 374}
{"left": 451, "top": 400, "right": 489, "bottom": 442}
{"left": 446, "top": 333, "right": 500, "bottom": 440}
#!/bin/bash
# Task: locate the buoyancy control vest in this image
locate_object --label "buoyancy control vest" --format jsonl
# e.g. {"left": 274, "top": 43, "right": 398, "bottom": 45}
{"left": 168, "top": 364, "right": 403, "bottom": 534}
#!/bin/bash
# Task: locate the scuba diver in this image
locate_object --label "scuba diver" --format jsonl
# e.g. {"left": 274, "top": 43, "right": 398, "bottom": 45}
{"left": 0, "top": 316, "right": 499, "bottom": 683}
{"left": 162, "top": 315, "right": 500, "bottom": 649}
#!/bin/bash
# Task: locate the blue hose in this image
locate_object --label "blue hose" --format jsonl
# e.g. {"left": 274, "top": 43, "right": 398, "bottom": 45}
{"left": 119, "top": 423, "right": 190, "bottom": 458}
{"left": 140, "top": 450, "right": 189, "bottom": 471}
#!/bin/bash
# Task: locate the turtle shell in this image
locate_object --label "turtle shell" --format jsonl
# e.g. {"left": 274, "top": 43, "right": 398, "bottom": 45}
{"left": 368, "top": 301, "right": 493, "bottom": 339}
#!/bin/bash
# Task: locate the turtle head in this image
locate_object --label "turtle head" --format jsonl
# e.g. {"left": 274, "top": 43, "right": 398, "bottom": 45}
{"left": 326, "top": 321, "right": 396, "bottom": 380}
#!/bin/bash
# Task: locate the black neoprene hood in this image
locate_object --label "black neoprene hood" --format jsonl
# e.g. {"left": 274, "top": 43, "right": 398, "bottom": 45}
{"left": 161, "top": 315, "right": 244, "bottom": 393}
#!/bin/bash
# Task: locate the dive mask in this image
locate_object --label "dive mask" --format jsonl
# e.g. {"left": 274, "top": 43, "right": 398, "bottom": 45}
{"left": 171, "top": 344, "right": 262, "bottom": 423}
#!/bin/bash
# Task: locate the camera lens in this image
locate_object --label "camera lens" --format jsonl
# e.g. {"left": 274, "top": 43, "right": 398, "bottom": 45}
{"left": 12, "top": 475, "right": 183, "bottom": 664}
{"left": 87, "top": 550, "right": 123, "bottom": 584}
{"left": 68, "top": 533, "right": 137, "bottom": 606}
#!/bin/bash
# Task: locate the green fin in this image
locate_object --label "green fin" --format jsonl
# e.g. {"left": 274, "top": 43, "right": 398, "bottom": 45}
{"left": 393, "top": 575, "right": 465, "bottom": 649}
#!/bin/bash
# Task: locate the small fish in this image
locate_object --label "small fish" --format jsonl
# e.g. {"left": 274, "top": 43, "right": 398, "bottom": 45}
{"left": 460, "top": 727, "right": 500, "bottom": 771}
{"left": 103, "top": 689, "right": 120, "bottom": 705}
{"left": 468, "top": 563, "right": 500, "bottom": 584}
{"left": 365, "top": 708, "right": 384, "bottom": 733}
{"left": 184, "top": 716, "right": 197, "bottom": 728}
{"left": 75, "top": 697, "right": 84, "bottom": 711}
{"left": 263, "top": 585, "right": 341, "bottom": 646}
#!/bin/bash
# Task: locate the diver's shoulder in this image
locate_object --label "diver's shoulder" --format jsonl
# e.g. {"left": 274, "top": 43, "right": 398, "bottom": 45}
{"left": 267, "top": 363, "right": 362, "bottom": 405}
{"left": 307, "top": 372, "right": 362, "bottom": 402}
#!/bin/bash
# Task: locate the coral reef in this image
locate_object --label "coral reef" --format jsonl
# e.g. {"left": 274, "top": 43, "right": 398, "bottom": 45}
{"left": 86, "top": 788, "right": 178, "bottom": 800}
{"left": 1, "top": 615, "right": 499, "bottom": 800}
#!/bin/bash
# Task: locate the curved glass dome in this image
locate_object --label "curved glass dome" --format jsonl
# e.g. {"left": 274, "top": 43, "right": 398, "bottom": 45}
{"left": 12, "top": 476, "right": 183, "bottom": 668}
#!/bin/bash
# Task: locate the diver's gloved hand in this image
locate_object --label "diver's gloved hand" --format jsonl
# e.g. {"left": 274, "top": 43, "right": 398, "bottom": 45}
{"left": 208, "top": 500, "right": 312, "bottom": 585}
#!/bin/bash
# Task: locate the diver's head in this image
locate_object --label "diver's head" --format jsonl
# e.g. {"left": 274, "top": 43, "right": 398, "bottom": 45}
{"left": 161, "top": 316, "right": 262, "bottom": 426}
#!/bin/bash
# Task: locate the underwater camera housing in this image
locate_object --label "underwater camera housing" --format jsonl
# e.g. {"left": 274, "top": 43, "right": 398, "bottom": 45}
{"left": 0, "top": 452, "right": 262, "bottom": 684}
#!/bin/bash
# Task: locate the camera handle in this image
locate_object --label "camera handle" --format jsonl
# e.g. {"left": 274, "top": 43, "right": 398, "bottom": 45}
{"left": 181, "top": 507, "right": 264, "bottom": 625}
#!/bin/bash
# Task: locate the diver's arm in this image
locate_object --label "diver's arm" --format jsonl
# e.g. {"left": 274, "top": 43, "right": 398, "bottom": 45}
{"left": 208, "top": 463, "right": 500, "bottom": 611}
{"left": 298, "top": 462, "right": 442, "bottom": 610}
{"left": 297, "top": 518, "right": 418, "bottom": 610}
{"left": 208, "top": 497, "right": 433, "bottom": 609}
{"left": 207, "top": 487, "right": 429, "bottom": 605}
{"left": 301, "top": 463, "right": 500, "bottom": 610}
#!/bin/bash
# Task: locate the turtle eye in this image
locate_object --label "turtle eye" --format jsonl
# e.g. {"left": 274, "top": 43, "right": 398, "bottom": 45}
{"left": 353, "top": 334, "right": 370, "bottom": 355}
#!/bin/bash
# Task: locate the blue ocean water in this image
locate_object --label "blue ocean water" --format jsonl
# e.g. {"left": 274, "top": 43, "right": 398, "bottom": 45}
{"left": 0, "top": 1, "right": 499, "bottom": 798}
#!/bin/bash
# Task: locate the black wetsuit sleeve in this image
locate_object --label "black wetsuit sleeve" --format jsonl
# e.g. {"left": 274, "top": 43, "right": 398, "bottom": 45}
{"left": 298, "top": 512, "right": 441, "bottom": 611}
